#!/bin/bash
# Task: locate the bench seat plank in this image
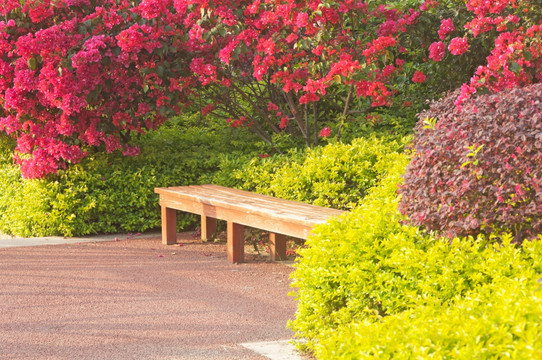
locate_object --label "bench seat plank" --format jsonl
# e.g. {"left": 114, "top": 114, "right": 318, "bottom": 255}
{"left": 156, "top": 185, "right": 343, "bottom": 227}
{"left": 159, "top": 185, "right": 333, "bottom": 219}
{"left": 198, "top": 185, "right": 340, "bottom": 218}
{"left": 166, "top": 185, "right": 337, "bottom": 221}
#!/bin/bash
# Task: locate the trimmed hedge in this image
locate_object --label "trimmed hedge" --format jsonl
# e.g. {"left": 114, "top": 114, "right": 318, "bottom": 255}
{"left": 319, "top": 273, "right": 542, "bottom": 359}
{"left": 212, "top": 135, "right": 409, "bottom": 210}
{"left": 289, "top": 151, "right": 412, "bottom": 350}
{"left": 0, "top": 121, "right": 405, "bottom": 236}
{"left": 0, "top": 116, "right": 266, "bottom": 237}
{"left": 289, "top": 150, "right": 542, "bottom": 358}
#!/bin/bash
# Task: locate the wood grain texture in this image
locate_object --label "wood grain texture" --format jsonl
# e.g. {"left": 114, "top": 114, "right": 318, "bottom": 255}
{"left": 159, "top": 196, "right": 314, "bottom": 239}
{"left": 201, "top": 215, "right": 217, "bottom": 240}
{"left": 155, "top": 184, "right": 344, "bottom": 229}
{"left": 227, "top": 222, "right": 244, "bottom": 263}
{"left": 161, "top": 206, "right": 177, "bottom": 245}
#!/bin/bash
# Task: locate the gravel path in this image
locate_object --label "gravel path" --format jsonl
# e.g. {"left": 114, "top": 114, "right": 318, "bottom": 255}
{"left": 0, "top": 233, "right": 298, "bottom": 360}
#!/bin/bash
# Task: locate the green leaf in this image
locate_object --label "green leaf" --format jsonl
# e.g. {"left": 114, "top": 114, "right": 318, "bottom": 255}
{"left": 156, "top": 65, "right": 164, "bottom": 77}
{"left": 27, "top": 57, "right": 37, "bottom": 70}
{"left": 509, "top": 61, "right": 521, "bottom": 74}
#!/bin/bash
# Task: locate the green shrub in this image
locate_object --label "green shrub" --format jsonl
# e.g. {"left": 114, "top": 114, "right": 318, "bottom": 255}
{"left": 324, "top": 112, "right": 418, "bottom": 145}
{"left": 0, "top": 116, "right": 405, "bottom": 237}
{"left": 213, "top": 135, "right": 409, "bottom": 210}
{"left": 0, "top": 116, "right": 266, "bottom": 237}
{"left": 319, "top": 273, "right": 542, "bottom": 359}
{"left": 289, "top": 150, "right": 542, "bottom": 358}
{"left": 289, "top": 151, "right": 412, "bottom": 350}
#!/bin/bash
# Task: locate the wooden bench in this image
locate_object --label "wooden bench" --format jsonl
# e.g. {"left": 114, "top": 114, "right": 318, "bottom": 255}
{"left": 154, "top": 184, "right": 345, "bottom": 263}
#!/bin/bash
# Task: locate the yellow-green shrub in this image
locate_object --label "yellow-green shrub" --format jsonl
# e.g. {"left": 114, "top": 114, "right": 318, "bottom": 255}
{"left": 319, "top": 271, "right": 542, "bottom": 359}
{"left": 289, "top": 150, "right": 542, "bottom": 358}
{"left": 0, "top": 119, "right": 265, "bottom": 237}
{"left": 289, "top": 151, "right": 412, "bottom": 349}
{"left": 217, "top": 135, "right": 409, "bottom": 210}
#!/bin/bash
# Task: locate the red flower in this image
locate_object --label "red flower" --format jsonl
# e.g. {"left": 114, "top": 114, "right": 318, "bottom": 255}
{"left": 219, "top": 40, "right": 238, "bottom": 64}
{"left": 438, "top": 18, "right": 455, "bottom": 40}
{"left": 201, "top": 104, "right": 214, "bottom": 116}
{"left": 319, "top": 127, "right": 330, "bottom": 137}
{"left": 428, "top": 41, "right": 445, "bottom": 62}
{"left": 448, "top": 37, "right": 469, "bottom": 55}
{"left": 267, "top": 101, "right": 278, "bottom": 111}
{"left": 295, "top": 12, "right": 309, "bottom": 27}
{"left": 299, "top": 92, "right": 320, "bottom": 104}
{"left": 285, "top": 33, "right": 298, "bottom": 43}
{"left": 412, "top": 70, "right": 426, "bottom": 83}
{"left": 362, "top": 36, "right": 396, "bottom": 60}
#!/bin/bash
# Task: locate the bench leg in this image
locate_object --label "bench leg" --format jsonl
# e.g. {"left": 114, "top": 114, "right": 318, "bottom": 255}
{"left": 269, "top": 233, "right": 287, "bottom": 261}
{"left": 201, "top": 215, "right": 217, "bottom": 241}
{"left": 227, "top": 222, "right": 244, "bottom": 263}
{"left": 161, "top": 206, "right": 177, "bottom": 245}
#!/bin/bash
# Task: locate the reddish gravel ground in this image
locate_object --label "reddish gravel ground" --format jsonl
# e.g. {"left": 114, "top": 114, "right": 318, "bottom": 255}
{"left": 0, "top": 233, "right": 298, "bottom": 360}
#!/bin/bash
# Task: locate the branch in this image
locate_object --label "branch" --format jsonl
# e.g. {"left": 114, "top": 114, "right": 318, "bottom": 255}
{"left": 313, "top": 102, "right": 319, "bottom": 146}
{"left": 229, "top": 81, "right": 280, "bottom": 133}
{"left": 336, "top": 83, "right": 354, "bottom": 142}
{"left": 284, "top": 91, "right": 309, "bottom": 145}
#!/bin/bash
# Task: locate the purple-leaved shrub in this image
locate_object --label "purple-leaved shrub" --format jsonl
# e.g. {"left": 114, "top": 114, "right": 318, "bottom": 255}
{"left": 399, "top": 83, "right": 542, "bottom": 241}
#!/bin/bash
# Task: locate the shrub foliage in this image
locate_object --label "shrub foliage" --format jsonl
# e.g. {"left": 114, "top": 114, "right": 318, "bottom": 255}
{"left": 399, "top": 83, "right": 542, "bottom": 240}
{"left": 0, "top": 117, "right": 265, "bottom": 237}
{"left": 290, "top": 150, "right": 542, "bottom": 359}
{"left": 213, "top": 135, "right": 408, "bottom": 210}
{"left": 318, "top": 273, "right": 542, "bottom": 359}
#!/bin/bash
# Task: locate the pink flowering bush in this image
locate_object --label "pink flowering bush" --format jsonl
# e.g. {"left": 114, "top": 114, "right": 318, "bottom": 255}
{"left": 188, "top": 0, "right": 433, "bottom": 147}
{"left": 448, "top": 37, "right": 469, "bottom": 55}
{"left": 438, "top": 18, "right": 455, "bottom": 40}
{"left": 0, "top": 0, "right": 197, "bottom": 178}
{"left": 421, "top": 0, "right": 542, "bottom": 107}
{"left": 0, "top": 0, "right": 540, "bottom": 178}
{"left": 412, "top": 70, "right": 427, "bottom": 83}
{"left": 0, "top": 0, "right": 419, "bottom": 177}
{"left": 185, "top": 0, "right": 541, "bottom": 146}
{"left": 428, "top": 41, "right": 446, "bottom": 62}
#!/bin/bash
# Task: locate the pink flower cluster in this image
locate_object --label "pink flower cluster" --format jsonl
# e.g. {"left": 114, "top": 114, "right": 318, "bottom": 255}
{"left": 438, "top": 18, "right": 455, "bottom": 40}
{"left": 428, "top": 41, "right": 446, "bottom": 62}
{"left": 448, "top": 37, "right": 469, "bottom": 55}
{"left": 0, "top": 0, "right": 540, "bottom": 177}
{"left": 454, "top": 0, "right": 542, "bottom": 107}
{"left": 0, "top": 0, "right": 189, "bottom": 178}
{"left": 412, "top": 70, "right": 427, "bottom": 83}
